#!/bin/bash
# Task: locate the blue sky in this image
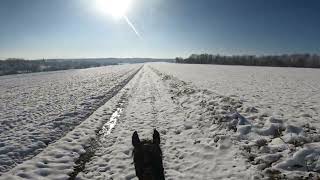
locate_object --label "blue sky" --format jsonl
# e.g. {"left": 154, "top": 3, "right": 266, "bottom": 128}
{"left": 0, "top": 0, "right": 320, "bottom": 59}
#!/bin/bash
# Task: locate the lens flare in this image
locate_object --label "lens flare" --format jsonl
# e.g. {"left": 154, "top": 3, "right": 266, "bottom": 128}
{"left": 96, "top": 0, "right": 141, "bottom": 37}
{"left": 124, "top": 15, "right": 141, "bottom": 38}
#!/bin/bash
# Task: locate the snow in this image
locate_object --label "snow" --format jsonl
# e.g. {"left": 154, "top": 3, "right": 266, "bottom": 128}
{"left": 1, "top": 63, "right": 320, "bottom": 179}
{"left": 0, "top": 64, "right": 141, "bottom": 175}
{"left": 0, "top": 65, "right": 139, "bottom": 179}
{"left": 275, "top": 142, "right": 320, "bottom": 172}
{"left": 150, "top": 63, "right": 320, "bottom": 179}
{"left": 77, "top": 65, "right": 251, "bottom": 180}
{"left": 152, "top": 63, "right": 320, "bottom": 127}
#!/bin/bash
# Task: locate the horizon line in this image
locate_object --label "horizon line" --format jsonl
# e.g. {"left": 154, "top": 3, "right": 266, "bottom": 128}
{"left": 1, "top": 52, "right": 320, "bottom": 61}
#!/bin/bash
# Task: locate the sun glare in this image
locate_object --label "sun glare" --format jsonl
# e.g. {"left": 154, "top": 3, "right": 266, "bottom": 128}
{"left": 95, "top": 0, "right": 140, "bottom": 37}
{"left": 96, "top": 0, "right": 132, "bottom": 19}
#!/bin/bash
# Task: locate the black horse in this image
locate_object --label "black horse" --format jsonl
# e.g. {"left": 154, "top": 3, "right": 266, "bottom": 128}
{"left": 132, "top": 129, "right": 165, "bottom": 180}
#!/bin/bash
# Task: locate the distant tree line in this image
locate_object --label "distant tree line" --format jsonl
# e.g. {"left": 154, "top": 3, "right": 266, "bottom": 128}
{"left": 175, "top": 54, "right": 320, "bottom": 68}
{"left": 0, "top": 58, "right": 117, "bottom": 76}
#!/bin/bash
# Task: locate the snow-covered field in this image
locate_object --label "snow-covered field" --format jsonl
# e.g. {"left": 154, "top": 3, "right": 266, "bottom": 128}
{"left": 153, "top": 63, "right": 320, "bottom": 128}
{"left": 1, "top": 63, "right": 320, "bottom": 179}
{"left": 0, "top": 64, "right": 141, "bottom": 175}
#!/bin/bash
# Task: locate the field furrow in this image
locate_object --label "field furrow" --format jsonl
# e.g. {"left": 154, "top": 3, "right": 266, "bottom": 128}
{"left": 0, "top": 64, "right": 141, "bottom": 175}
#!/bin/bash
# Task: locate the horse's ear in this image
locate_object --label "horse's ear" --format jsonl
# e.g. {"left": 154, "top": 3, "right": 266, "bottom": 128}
{"left": 153, "top": 129, "right": 160, "bottom": 145}
{"left": 132, "top": 131, "right": 141, "bottom": 147}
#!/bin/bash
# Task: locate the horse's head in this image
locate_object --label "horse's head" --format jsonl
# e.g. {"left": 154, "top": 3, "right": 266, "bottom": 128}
{"left": 132, "top": 129, "right": 165, "bottom": 180}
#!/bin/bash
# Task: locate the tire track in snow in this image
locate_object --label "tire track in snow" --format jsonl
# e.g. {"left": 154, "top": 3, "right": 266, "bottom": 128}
{"left": 68, "top": 65, "right": 144, "bottom": 179}
{"left": 75, "top": 65, "right": 249, "bottom": 179}
{"left": 76, "top": 65, "right": 169, "bottom": 179}
{"left": 0, "top": 66, "right": 143, "bottom": 180}
{"left": 0, "top": 65, "right": 142, "bottom": 175}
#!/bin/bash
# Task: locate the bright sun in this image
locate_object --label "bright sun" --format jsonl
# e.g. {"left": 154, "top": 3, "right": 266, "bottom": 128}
{"left": 95, "top": 0, "right": 140, "bottom": 37}
{"left": 96, "top": 0, "right": 132, "bottom": 19}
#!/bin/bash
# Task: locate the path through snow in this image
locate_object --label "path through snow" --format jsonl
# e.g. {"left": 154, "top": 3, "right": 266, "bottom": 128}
{"left": 77, "top": 65, "right": 251, "bottom": 180}
{"left": 2, "top": 64, "right": 320, "bottom": 180}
